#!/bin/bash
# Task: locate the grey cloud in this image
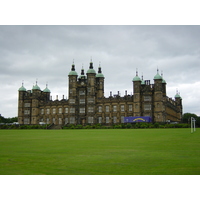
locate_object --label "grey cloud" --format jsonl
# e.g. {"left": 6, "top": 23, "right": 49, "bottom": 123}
{"left": 0, "top": 25, "right": 200, "bottom": 117}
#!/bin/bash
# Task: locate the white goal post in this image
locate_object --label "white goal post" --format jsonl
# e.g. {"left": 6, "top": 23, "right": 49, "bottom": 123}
{"left": 191, "top": 117, "right": 196, "bottom": 133}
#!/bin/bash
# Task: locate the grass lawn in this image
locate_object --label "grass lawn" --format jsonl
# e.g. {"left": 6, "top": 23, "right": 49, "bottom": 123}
{"left": 0, "top": 128, "right": 200, "bottom": 175}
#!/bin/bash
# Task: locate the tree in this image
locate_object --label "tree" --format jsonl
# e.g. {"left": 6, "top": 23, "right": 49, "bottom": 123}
{"left": 182, "top": 113, "right": 200, "bottom": 127}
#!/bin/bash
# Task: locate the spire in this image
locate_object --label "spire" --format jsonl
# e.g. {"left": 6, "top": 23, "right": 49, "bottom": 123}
{"left": 98, "top": 62, "right": 102, "bottom": 73}
{"left": 18, "top": 81, "right": 26, "bottom": 91}
{"left": 132, "top": 69, "right": 141, "bottom": 82}
{"left": 89, "top": 59, "right": 93, "bottom": 69}
{"left": 81, "top": 68, "right": 84, "bottom": 75}
{"left": 71, "top": 62, "right": 75, "bottom": 71}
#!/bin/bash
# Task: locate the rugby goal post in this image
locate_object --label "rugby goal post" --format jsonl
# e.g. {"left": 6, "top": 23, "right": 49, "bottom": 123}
{"left": 191, "top": 117, "right": 196, "bottom": 133}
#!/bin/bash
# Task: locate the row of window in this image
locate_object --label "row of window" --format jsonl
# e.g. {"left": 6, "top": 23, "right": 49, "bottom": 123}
{"left": 39, "top": 105, "right": 133, "bottom": 115}
{"left": 24, "top": 104, "right": 154, "bottom": 115}
{"left": 39, "top": 116, "right": 125, "bottom": 125}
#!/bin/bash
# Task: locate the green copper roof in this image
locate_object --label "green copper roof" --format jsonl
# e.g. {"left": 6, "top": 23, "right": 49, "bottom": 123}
{"left": 69, "top": 63, "right": 78, "bottom": 76}
{"left": 43, "top": 86, "right": 51, "bottom": 93}
{"left": 162, "top": 79, "right": 166, "bottom": 84}
{"left": 96, "top": 73, "right": 104, "bottom": 78}
{"left": 18, "top": 84, "right": 26, "bottom": 91}
{"left": 87, "top": 68, "right": 96, "bottom": 74}
{"left": 154, "top": 70, "right": 162, "bottom": 80}
{"left": 132, "top": 75, "right": 141, "bottom": 82}
{"left": 32, "top": 83, "right": 41, "bottom": 90}
{"left": 68, "top": 71, "right": 78, "bottom": 76}
{"left": 175, "top": 93, "right": 181, "bottom": 98}
{"left": 79, "top": 74, "right": 86, "bottom": 79}
{"left": 141, "top": 80, "right": 145, "bottom": 85}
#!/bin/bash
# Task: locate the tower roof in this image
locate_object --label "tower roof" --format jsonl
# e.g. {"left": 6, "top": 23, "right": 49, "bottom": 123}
{"left": 96, "top": 64, "right": 104, "bottom": 78}
{"left": 132, "top": 70, "right": 141, "bottom": 82}
{"left": 79, "top": 68, "right": 87, "bottom": 79}
{"left": 43, "top": 84, "right": 51, "bottom": 93}
{"left": 154, "top": 69, "right": 162, "bottom": 80}
{"left": 68, "top": 62, "right": 78, "bottom": 76}
{"left": 175, "top": 90, "right": 181, "bottom": 99}
{"left": 161, "top": 71, "right": 167, "bottom": 84}
{"left": 141, "top": 75, "right": 145, "bottom": 85}
{"left": 87, "top": 61, "right": 96, "bottom": 74}
{"left": 18, "top": 83, "right": 26, "bottom": 91}
{"left": 32, "top": 82, "right": 41, "bottom": 90}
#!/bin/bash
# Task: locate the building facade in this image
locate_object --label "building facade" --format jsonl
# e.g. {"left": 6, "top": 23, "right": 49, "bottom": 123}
{"left": 18, "top": 61, "right": 182, "bottom": 125}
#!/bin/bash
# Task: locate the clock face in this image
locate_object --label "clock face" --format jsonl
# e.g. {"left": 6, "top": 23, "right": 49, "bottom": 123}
{"left": 81, "top": 82, "right": 84, "bottom": 85}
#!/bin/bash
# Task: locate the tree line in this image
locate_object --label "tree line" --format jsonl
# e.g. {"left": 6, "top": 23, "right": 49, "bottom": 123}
{"left": 0, "top": 115, "right": 18, "bottom": 124}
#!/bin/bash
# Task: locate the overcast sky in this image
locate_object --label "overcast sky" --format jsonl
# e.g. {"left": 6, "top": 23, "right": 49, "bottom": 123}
{"left": 0, "top": 25, "right": 200, "bottom": 118}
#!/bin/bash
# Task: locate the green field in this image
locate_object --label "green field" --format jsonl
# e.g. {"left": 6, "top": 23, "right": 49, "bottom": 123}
{"left": 0, "top": 128, "right": 200, "bottom": 175}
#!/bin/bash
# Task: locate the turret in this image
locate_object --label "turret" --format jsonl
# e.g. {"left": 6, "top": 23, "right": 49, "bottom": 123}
{"left": 68, "top": 62, "right": 78, "bottom": 98}
{"left": 175, "top": 90, "right": 182, "bottom": 122}
{"left": 96, "top": 63, "right": 105, "bottom": 98}
{"left": 133, "top": 70, "right": 141, "bottom": 116}
{"left": 43, "top": 84, "right": 51, "bottom": 101}
{"left": 161, "top": 71, "right": 167, "bottom": 96}
{"left": 68, "top": 62, "right": 78, "bottom": 124}
{"left": 31, "top": 81, "right": 41, "bottom": 124}
{"left": 153, "top": 69, "right": 164, "bottom": 122}
{"left": 86, "top": 60, "right": 96, "bottom": 124}
{"left": 18, "top": 83, "right": 26, "bottom": 124}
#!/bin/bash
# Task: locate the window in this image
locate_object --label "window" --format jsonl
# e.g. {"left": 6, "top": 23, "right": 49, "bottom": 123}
{"left": 59, "top": 108, "right": 62, "bottom": 114}
{"left": 65, "top": 118, "right": 68, "bottom": 124}
{"left": 113, "top": 105, "right": 117, "bottom": 112}
{"left": 59, "top": 118, "right": 62, "bottom": 125}
{"left": 121, "top": 116, "right": 124, "bottom": 123}
{"left": 79, "top": 99, "right": 85, "bottom": 104}
{"left": 52, "top": 118, "right": 56, "bottom": 123}
{"left": 106, "top": 106, "right": 109, "bottom": 112}
{"left": 24, "top": 110, "right": 30, "bottom": 115}
{"left": 46, "top": 108, "right": 50, "bottom": 114}
{"left": 121, "top": 105, "right": 125, "bottom": 112}
{"left": 88, "top": 117, "right": 94, "bottom": 124}
{"left": 128, "top": 105, "right": 132, "bottom": 112}
{"left": 24, "top": 103, "right": 30, "bottom": 107}
{"left": 88, "top": 97, "right": 94, "bottom": 103}
{"left": 41, "top": 109, "right": 44, "bottom": 115}
{"left": 70, "top": 108, "right": 75, "bottom": 113}
{"left": 79, "top": 91, "right": 85, "bottom": 95}
{"left": 69, "top": 99, "right": 75, "bottom": 104}
{"left": 46, "top": 118, "right": 50, "bottom": 124}
{"left": 106, "top": 117, "right": 109, "bottom": 124}
{"left": 98, "top": 106, "right": 102, "bottom": 112}
{"left": 144, "top": 96, "right": 151, "bottom": 101}
{"left": 65, "top": 107, "right": 68, "bottom": 113}
{"left": 70, "top": 117, "right": 75, "bottom": 124}
{"left": 98, "top": 117, "right": 102, "bottom": 124}
{"left": 113, "top": 116, "right": 117, "bottom": 123}
{"left": 144, "top": 104, "right": 151, "bottom": 110}
{"left": 52, "top": 108, "right": 56, "bottom": 114}
{"left": 24, "top": 118, "right": 30, "bottom": 124}
{"left": 79, "top": 108, "right": 85, "bottom": 113}
{"left": 88, "top": 107, "right": 94, "bottom": 112}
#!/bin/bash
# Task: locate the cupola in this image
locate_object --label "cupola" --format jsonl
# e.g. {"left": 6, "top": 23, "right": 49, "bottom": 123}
{"left": 132, "top": 70, "right": 141, "bottom": 82}
{"left": 96, "top": 63, "right": 104, "bottom": 78}
{"left": 154, "top": 69, "right": 162, "bottom": 80}
{"left": 32, "top": 82, "right": 41, "bottom": 90}
{"left": 43, "top": 84, "right": 51, "bottom": 93}
{"left": 68, "top": 62, "right": 78, "bottom": 76}
{"left": 18, "top": 83, "right": 26, "bottom": 91}
{"left": 87, "top": 61, "right": 96, "bottom": 74}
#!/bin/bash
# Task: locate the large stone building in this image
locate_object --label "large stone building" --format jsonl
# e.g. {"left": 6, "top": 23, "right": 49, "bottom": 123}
{"left": 18, "top": 61, "right": 182, "bottom": 125}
